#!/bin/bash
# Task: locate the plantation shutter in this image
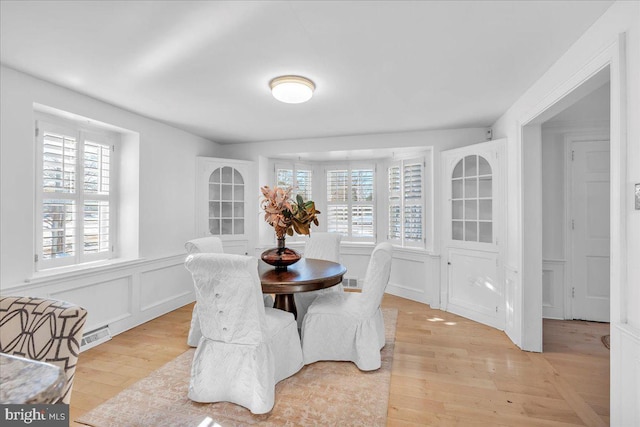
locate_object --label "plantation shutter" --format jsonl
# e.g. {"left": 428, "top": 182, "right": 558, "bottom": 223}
{"left": 327, "top": 169, "right": 349, "bottom": 234}
{"left": 83, "top": 139, "right": 111, "bottom": 255}
{"left": 296, "top": 168, "right": 312, "bottom": 201}
{"left": 326, "top": 166, "right": 375, "bottom": 240}
{"left": 351, "top": 169, "right": 374, "bottom": 237}
{"left": 276, "top": 164, "right": 312, "bottom": 201}
{"left": 388, "top": 162, "right": 401, "bottom": 241}
{"left": 40, "top": 124, "right": 78, "bottom": 266}
{"left": 403, "top": 161, "right": 423, "bottom": 244}
{"left": 37, "top": 120, "right": 115, "bottom": 270}
{"left": 386, "top": 157, "right": 425, "bottom": 248}
{"left": 276, "top": 168, "right": 293, "bottom": 188}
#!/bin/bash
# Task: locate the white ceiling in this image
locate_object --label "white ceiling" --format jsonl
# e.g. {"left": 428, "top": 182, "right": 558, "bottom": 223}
{"left": 0, "top": 1, "right": 613, "bottom": 144}
{"left": 546, "top": 82, "right": 610, "bottom": 124}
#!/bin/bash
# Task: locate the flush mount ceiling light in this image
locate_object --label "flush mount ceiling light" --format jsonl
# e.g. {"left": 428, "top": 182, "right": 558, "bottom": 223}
{"left": 270, "top": 75, "right": 315, "bottom": 104}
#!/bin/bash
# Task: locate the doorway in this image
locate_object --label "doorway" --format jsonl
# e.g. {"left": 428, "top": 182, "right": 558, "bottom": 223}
{"left": 540, "top": 82, "right": 611, "bottom": 324}
{"left": 518, "top": 60, "right": 621, "bottom": 353}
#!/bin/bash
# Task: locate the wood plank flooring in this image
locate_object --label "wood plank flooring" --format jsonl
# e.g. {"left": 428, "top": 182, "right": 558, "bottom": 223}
{"left": 70, "top": 295, "right": 609, "bottom": 426}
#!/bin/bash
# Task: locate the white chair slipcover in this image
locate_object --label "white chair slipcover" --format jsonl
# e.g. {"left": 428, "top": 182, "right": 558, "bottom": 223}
{"left": 185, "top": 236, "right": 273, "bottom": 347}
{"left": 185, "top": 253, "right": 303, "bottom": 414}
{"left": 185, "top": 236, "right": 225, "bottom": 254}
{"left": 294, "top": 232, "right": 343, "bottom": 328}
{"left": 185, "top": 237, "right": 224, "bottom": 347}
{"left": 301, "top": 242, "right": 393, "bottom": 371}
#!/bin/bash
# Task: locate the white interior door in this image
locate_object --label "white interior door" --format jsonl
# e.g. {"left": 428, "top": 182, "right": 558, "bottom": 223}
{"left": 570, "top": 140, "right": 610, "bottom": 321}
{"left": 441, "top": 139, "right": 505, "bottom": 330}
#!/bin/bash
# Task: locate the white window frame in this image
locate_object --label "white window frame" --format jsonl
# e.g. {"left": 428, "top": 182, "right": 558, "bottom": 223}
{"left": 35, "top": 117, "right": 118, "bottom": 271}
{"left": 386, "top": 156, "right": 426, "bottom": 249}
{"left": 325, "top": 162, "right": 376, "bottom": 242}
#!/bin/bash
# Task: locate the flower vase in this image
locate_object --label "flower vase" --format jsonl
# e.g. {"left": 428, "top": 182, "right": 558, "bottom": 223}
{"left": 260, "top": 236, "right": 301, "bottom": 271}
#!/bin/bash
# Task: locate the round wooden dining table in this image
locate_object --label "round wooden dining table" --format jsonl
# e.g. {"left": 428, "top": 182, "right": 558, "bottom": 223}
{"left": 259, "top": 258, "right": 347, "bottom": 319}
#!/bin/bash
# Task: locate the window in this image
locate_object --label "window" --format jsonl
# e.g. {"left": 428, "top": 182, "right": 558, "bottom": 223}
{"left": 208, "top": 166, "right": 245, "bottom": 235}
{"left": 326, "top": 165, "right": 375, "bottom": 240}
{"left": 275, "top": 163, "right": 312, "bottom": 201}
{"left": 388, "top": 158, "right": 425, "bottom": 247}
{"left": 36, "top": 120, "right": 116, "bottom": 270}
{"left": 451, "top": 155, "right": 492, "bottom": 243}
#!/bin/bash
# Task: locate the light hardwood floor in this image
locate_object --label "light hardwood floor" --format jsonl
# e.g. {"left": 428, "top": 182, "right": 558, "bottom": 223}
{"left": 70, "top": 295, "right": 609, "bottom": 426}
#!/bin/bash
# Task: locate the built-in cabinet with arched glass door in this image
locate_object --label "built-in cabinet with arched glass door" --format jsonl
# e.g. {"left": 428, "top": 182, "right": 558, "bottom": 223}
{"left": 441, "top": 140, "right": 504, "bottom": 330}
{"left": 196, "top": 157, "right": 254, "bottom": 255}
{"left": 451, "top": 154, "right": 493, "bottom": 244}
{"left": 208, "top": 166, "right": 245, "bottom": 236}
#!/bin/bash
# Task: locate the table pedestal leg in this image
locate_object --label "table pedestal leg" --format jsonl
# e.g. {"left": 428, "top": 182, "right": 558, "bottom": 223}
{"left": 273, "top": 294, "right": 297, "bottom": 319}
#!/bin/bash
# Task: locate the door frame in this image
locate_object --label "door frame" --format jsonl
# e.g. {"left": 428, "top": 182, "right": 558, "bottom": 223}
{"left": 563, "top": 133, "right": 610, "bottom": 320}
{"left": 517, "top": 34, "right": 626, "bottom": 352}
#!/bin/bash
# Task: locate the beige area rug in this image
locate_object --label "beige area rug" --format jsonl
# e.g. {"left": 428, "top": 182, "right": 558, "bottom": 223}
{"left": 76, "top": 308, "right": 397, "bottom": 427}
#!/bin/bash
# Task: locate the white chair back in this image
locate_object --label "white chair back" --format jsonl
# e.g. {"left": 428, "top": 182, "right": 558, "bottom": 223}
{"left": 360, "top": 242, "right": 393, "bottom": 316}
{"left": 304, "top": 232, "right": 341, "bottom": 263}
{"left": 185, "top": 236, "right": 224, "bottom": 254}
{"left": 185, "top": 253, "right": 267, "bottom": 345}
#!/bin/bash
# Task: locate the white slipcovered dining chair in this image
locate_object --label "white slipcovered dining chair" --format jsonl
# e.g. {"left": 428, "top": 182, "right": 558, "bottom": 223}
{"left": 294, "top": 232, "right": 342, "bottom": 328}
{"left": 185, "top": 236, "right": 225, "bottom": 254}
{"left": 185, "top": 236, "right": 274, "bottom": 346}
{"left": 185, "top": 253, "right": 303, "bottom": 414}
{"left": 301, "top": 242, "right": 392, "bottom": 371}
{"left": 185, "top": 237, "right": 224, "bottom": 347}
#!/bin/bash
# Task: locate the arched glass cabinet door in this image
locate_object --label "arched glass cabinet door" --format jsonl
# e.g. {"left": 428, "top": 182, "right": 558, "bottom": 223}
{"left": 208, "top": 166, "right": 244, "bottom": 235}
{"left": 451, "top": 155, "right": 492, "bottom": 244}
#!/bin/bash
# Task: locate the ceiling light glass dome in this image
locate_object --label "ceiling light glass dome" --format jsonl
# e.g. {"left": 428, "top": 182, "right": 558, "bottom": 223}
{"left": 270, "top": 75, "right": 315, "bottom": 104}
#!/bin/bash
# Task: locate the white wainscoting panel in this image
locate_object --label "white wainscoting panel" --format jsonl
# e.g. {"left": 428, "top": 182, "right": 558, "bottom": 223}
{"left": 5, "top": 254, "right": 194, "bottom": 339}
{"left": 51, "top": 276, "right": 132, "bottom": 331}
{"left": 386, "top": 250, "right": 438, "bottom": 306}
{"left": 542, "top": 260, "right": 565, "bottom": 319}
{"left": 140, "top": 263, "right": 193, "bottom": 312}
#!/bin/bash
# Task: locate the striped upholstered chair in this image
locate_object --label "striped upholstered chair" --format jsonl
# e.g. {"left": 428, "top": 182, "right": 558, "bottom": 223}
{"left": 0, "top": 296, "right": 88, "bottom": 404}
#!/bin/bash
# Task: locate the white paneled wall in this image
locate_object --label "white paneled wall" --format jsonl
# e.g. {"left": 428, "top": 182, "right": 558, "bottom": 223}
{"left": 280, "top": 242, "right": 439, "bottom": 306}
{"left": 5, "top": 255, "right": 193, "bottom": 338}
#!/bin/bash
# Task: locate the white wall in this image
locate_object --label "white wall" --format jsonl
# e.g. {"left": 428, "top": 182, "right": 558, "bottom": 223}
{"left": 492, "top": 1, "right": 639, "bottom": 424}
{"left": 0, "top": 66, "right": 221, "bottom": 335}
{"left": 219, "top": 127, "right": 487, "bottom": 307}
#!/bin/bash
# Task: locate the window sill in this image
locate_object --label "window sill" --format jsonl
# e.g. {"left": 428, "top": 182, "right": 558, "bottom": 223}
{"left": 26, "top": 257, "right": 146, "bottom": 286}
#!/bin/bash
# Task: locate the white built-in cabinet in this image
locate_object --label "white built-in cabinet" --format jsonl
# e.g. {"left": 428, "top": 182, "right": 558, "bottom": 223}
{"left": 441, "top": 139, "right": 506, "bottom": 330}
{"left": 196, "top": 157, "right": 255, "bottom": 255}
